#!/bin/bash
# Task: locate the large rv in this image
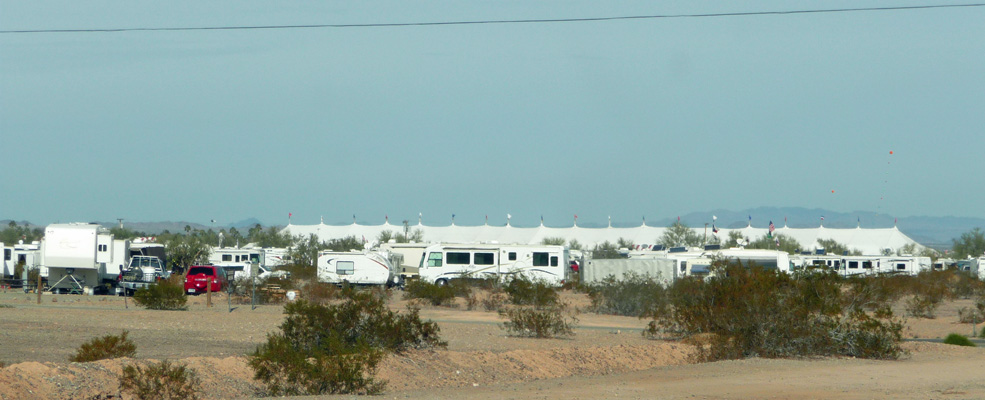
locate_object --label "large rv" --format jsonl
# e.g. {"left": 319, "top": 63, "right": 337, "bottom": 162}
{"left": 417, "top": 243, "right": 568, "bottom": 286}
{"left": 316, "top": 250, "right": 399, "bottom": 286}
{"left": 41, "top": 223, "right": 128, "bottom": 294}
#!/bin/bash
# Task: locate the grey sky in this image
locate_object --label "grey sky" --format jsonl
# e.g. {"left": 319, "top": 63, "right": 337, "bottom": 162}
{"left": 2, "top": 1, "right": 984, "bottom": 227}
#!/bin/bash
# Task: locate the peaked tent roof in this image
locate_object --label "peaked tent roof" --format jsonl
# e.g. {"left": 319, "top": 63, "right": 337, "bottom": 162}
{"left": 281, "top": 223, "right": 923, "bottom": 256}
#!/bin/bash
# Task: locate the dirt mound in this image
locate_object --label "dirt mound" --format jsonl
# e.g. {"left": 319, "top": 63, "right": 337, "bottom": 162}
{"left": 379, "top": 342, "right": 695, "bottom": 391}
{"left": 0, "top": 342, "right": 692, "bottom": 399}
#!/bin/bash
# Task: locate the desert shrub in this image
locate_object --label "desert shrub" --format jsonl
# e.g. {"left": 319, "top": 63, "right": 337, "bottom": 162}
{"left": 403, "top": 280, "right": 457, "bottom": 306}
{"left": 503, "top": 277, "right": 559, "bottom": 308}
{"left": 844, "top": 274, "right": 906, "bottom": 310}
{"left": 958, "top": 296, "right": 985, "bottom": 323}
{"left": 132, "top": 278, "right": 187, "bottom": 311}
{"left": 943, "top": 269, "right": 985, "bottom": 299}
{"left": 0, "top": 304, "right": 13, "bottom": 309}
{"left": 646, "top": 262, "right": 905, "bottom": 361}
{"left": 943, "top": 333, "right": 976, "bottom": 347}
{"left": 980, "top": 326, "right": 985, "bottom": 339}
{"left": 904, "top": 270, "right": 954, "bottom": 318}
{"left": 249, "top": 289, "right": 445, "bottom": 396}
{"left": 301, "top": 281, "right": 339, "bottom": 304}
{"left": 482, "top": 290, "right": 508, "bottom": 311}
{"left": 119, "top": 359, "right": 201, "bottom": 400}
{"left": 586, "top": 273, "right": 668, "bottom": 317}
{"left": 71, "top": 331, "right": 136, "bottom": 362}
{"left": 500, "top": 305, "right": 577, "bottom": 338}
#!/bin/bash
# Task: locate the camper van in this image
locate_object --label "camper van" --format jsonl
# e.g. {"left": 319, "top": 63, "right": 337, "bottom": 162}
{"left": 316, "top": 250, "right": 399, "bottom": 286}
{"left": 417, "top": 243, "right": 568, "bottom": 286}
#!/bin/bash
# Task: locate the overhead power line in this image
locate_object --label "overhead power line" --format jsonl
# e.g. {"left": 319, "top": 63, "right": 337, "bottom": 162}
{"left": 2, "top": 3, "right": 984, "bottom": 34}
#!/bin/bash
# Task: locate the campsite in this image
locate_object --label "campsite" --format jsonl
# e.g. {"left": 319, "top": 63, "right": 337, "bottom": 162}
{"left": 0, "top": 283, "right": 983, "bottom": 399}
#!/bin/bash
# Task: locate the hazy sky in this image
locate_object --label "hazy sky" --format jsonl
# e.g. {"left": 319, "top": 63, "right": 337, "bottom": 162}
{"left": 2, "top": 1, "right": 984, "bottom": 227}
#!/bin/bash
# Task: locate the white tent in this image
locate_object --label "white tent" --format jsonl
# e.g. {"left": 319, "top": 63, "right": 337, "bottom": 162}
{"left": 282, "top": 221, "right": 923, "bottom": 256}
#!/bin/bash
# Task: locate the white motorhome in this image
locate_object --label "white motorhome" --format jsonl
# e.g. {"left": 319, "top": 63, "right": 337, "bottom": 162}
{"left": 840, "top": 255, "right": 931, "bottom": 276}
{"left": 41, "top": 223, "right": 128, "bottom": 294}
{"left": 417, "top": 243, "right": 568, "bottom": 286}
{"left": 317, "top": 250, "right": 399, "bottom": 286}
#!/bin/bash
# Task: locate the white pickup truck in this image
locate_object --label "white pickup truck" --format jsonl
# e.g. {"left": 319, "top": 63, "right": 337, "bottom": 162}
{"left": 118, "top": 256, "right": 170, "bottom": 295}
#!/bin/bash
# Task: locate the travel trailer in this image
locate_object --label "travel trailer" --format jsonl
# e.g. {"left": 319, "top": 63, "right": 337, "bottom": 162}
{"left": 316, "top": 250, "right": 399, "bottom": 286}
{"left": 417, "top": 243, "right": 568, "bottom": 286}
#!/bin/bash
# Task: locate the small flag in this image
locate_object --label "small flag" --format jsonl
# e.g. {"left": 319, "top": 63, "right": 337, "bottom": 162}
{"left": 775, "top": 236, "right": 780, "bottom": 247}
{"left": 712, "top": 224, "right": 719, "bottom": 234}
{"left": 288, "top": 213, "right": 292, "bottom": 218}
{"left": 677, "top": 216, "right": 680, "bottom": 222}
{"left": 820, "top": 216, "right": 825, "bottom": 221}
{"left": 768, "top": 220, "right": 775, "bottom": 238}
{"left": 362, "top": 235, "right": 367, "bottom": 243}
{"left": 748, "top": 215, "right": 752, "bottom": 221}
{"left": 713, "top": 215, "right": 717, "bottom": 221}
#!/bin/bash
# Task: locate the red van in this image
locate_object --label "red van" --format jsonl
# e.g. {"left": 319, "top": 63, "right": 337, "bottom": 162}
{"left": 184, "top": 265, "right": 226, "bottom": 294}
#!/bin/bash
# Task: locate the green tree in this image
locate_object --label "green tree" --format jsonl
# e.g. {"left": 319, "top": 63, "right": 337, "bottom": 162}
{"left": 747, "top": 233, "right": 801, "bottom": 254}
{"left": 726, "top": 230, "right": 748, "bottom": 247}
{"left": 816, "top": 238, "right": 861, "bottom": 256}
{"left": 567, "top": 239, "right": 583, "bottom": 251}
{"left": 160, "top": 234, "right": 212, "bottom": 273}
{"left": 541, "top": 237, "right": 566, "bottom": 246}
{"left": 377, "top": 230, "right": 395, "bottom": 243}
{"left": 395, "top": 229, "right": 424, "bottom": 243}
{"left": 591, "top": 241, "right": 623, "bottom": 259}
{"left": 952, "top": 228, "right": 985, "bottom": 259}
{"left": 617, "top": 237, "right": 635, "bottom": 250}
{"left": 660, "top": 222, "right": 703, "bottom": 248}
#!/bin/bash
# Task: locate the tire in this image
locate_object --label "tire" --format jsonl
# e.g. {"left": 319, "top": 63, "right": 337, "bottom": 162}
{"left": 435, "top": 278, "right": 448, "bottom": 287}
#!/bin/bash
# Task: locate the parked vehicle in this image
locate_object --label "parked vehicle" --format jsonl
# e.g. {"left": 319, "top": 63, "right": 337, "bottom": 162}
{"left": 184, "top": 265, "right": 227, "bottom": 294}
{"left": 42, "top": 223, "right": 129, "bottom": 294}
{"left": 317, "top": 250, "right": 400, "bottom": 286}
{"left": 417, "top": 243, "right": 568, "bottom": 286}
{"left": 118, "top": 256, "right": 169, "bottom": 295}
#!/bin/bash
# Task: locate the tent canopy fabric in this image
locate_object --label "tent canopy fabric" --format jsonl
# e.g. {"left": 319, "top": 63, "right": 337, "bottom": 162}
{"left": 281, "top": 222, "right": 922, "bottom": 256}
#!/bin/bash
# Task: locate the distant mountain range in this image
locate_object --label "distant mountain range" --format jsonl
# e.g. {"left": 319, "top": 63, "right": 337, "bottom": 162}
{"left": 4, "top": 210, "right": 981, "bottom": 248}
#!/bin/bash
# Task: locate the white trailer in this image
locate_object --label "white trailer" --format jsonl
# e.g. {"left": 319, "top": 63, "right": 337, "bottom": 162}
{"left": 417, "top": 243, "right": 568, "bottom": 286}
{"left": 42, "top": 223, "right": 127, "bottom": 294}
{"left": 4, "top": 242, "right": 42, "bottom": 279}
{"left": 317, "top": 250, "right": 399, "bottom": 286}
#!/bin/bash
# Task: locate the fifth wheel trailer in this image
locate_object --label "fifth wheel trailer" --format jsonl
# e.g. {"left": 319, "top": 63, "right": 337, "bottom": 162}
{"left": 41, "top": 223, "right": 128, "bottom": 294}
{"left": 317, "top": 250, "right": 400, "bottom": 286}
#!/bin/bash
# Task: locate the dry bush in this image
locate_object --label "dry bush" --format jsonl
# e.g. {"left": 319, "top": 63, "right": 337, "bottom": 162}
{"left": 403, "top": 280, "right": 457, "bottom": 306}
{"left": 119, "top": 360, "right": 201, "bottom": 400}
{"left": 71, "top": 331, "right": 136, "bottom": 362}
{"left": 586, "top": 273, "right": 668, "bottom": 317}
{"left": 303, "top": 281, "right": 340, "bottom": 304}
{"left": 500, "top": 304, "right": 577, "bottom": 338}
{"left": 504, "top": 277, "right": 559, "bottom": 309}
{"left": 646, "top": 262, "right": 905, "bottom": 361}
{"left": 132, "top": 278, "right": 187, "bottom": 311}
{"left": 249, "top": 289, "right": 445, "bottom": 396}
{"left": 482, "top": 290, "right": 507, "bottom": 311}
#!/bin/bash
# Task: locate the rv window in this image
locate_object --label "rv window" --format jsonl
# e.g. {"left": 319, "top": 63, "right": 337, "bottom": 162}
{"left": 533, "top": 252, "right": 549, "bottom": 267}
{"left": 447, "top": 252, "right": 470, "bottom": 265}
{"left": 550, "top": 256, "right": 558, "bottom": 267}
{"left": 250, "top": 254, "right": 261, "bottom": 263}
{"left": 222, "top": 255, "right": 232, "bottom": 262}
{"left": 475, "top": 253, "right": 494, "bottom": 265}
{"left": 896, "top": 263, "right": 906, "bottom": 270}
{"left": 848, "top": 261, "right": 859, "bottom": 269}
{"left": 18, "top": 254, "right": 26, "bottom": 263}
{"left": 508, "top": 252, "right": 517, "bottom": 261}
{"left": 3, "top": 249, "right": 9, "bottom": 260}
{"left": 98, "top": 244, "right": 107, "bottom": 252}
{"left": 862, "top": 261, "right": 873, "bottom": 269}
{"left": 427, "top": 252, "right": 443, "bottom": 267}
{"left": 337, "top": 261, "right": 354, "bottom": 275}
{"left": 834, "top": 261, "right": 841, "bottom": 268}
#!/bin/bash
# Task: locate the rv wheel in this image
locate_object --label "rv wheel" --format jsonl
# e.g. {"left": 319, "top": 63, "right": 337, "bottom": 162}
{"left": 435, "top": 278, "right": 448, "bottom": 287}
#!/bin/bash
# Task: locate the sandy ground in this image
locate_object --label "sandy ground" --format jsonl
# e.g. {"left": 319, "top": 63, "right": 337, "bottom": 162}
{"left": 0, "top": 289, "right": 983, "bottom": 399}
